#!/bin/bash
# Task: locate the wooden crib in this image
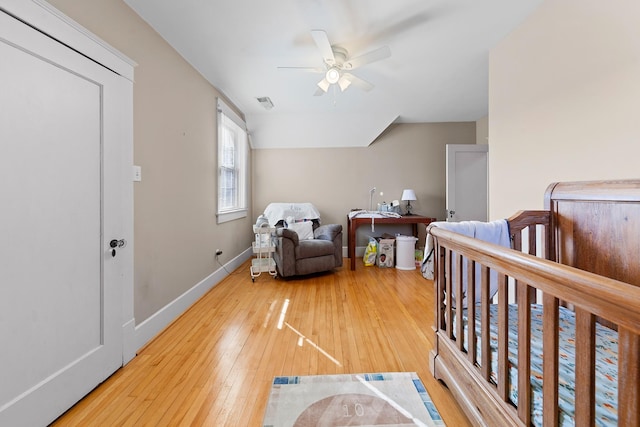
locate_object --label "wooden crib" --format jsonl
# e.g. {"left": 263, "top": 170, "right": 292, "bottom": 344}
{"left": 428, "top": 180, "right": 640, "bottom": 426}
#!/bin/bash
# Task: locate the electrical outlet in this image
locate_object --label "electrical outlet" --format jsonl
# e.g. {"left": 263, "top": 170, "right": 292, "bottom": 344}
{"left": 215, "top": 249, "right": 223, "bottom": 256}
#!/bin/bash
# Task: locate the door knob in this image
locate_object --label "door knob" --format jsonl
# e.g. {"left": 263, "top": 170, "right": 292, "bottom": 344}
{"left": 109, "top": 239, "right": 126, "bottom": 257}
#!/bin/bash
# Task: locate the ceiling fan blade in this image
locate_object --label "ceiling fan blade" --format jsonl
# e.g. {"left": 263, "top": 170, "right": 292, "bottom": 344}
{"left": 343, "top": 45, "right": 391, "bottom": 70}
{"left": 313, "top": 87, "right": 326, "bottom": 97}
{"left": 277, "top": 66, "right": 324, "bottom": 73}
{"left": 342, "top": 73, "right": 374, "bottom": 92}
{"left": 311, "top": 29, "right": 336, "bottom": 65}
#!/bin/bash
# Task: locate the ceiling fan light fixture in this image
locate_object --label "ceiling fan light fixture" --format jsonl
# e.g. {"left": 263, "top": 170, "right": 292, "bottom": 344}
{"left": 338, "top": 76, "right": 351, "bottom": 92}
{"left": 325, "top": 67, "right": 340, "bottom": 84}
{"left": 317, "top": 78, "right": 330, "bottom": 93}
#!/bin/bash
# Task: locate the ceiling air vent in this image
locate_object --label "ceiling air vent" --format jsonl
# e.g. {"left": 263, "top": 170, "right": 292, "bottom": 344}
{"left": 256, "top": 97, "right": 274, "bottom": 110}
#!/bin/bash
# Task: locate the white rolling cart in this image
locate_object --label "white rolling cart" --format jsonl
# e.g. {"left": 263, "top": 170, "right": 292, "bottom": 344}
{"left": 251, "top": 224, "right": 277, "bottom": 281}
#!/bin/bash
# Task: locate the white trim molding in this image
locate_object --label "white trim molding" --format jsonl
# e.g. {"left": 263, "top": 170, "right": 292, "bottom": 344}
{"left": 0, "top": 0, "right": 137, "bottom": 80}
{"left": 133, "top": 248, "right": 252, "bottom": 351}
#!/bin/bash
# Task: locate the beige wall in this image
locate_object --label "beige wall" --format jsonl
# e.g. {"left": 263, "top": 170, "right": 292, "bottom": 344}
{"left": 253, "top": 122, "right": 476, "bottom": 248}
{"left": 49, "top": 0, "right": 253, "bottom": 322}
{"left": 489, "top": 0, "right": 640, "bottom": 219}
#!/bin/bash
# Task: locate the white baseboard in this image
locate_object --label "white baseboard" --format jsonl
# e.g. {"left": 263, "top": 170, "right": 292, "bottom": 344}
{"left": 122, "top": 318, "right": 136, "bottom": 365}
{"left": 133, "top": 248, "right": 252, "bottom": 352}
{"left": 342, "top": 245, "right": 366, "bottom": 258}
{"left": 355, "top": 246, "right": 366, "bottom": 258}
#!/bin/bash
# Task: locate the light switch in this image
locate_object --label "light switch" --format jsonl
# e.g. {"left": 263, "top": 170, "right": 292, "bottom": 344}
{"left": 133, "top": 165, "right": 142, "bottom": 182}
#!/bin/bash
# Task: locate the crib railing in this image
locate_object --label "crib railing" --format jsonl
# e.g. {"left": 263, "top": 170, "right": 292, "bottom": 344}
{"left": 430, "top": 215, "right": 640, "bottom": 426}
{"left": 507, "top": 210, "right": 550, "bottom": 256}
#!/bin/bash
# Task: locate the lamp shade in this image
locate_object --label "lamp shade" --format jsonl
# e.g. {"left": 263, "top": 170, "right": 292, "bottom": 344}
{"left": 401, "top": 189, "right": 417, "bottom": 201}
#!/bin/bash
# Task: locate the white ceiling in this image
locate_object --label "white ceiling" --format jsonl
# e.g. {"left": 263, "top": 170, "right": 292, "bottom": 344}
{"left": 124, "top": 0, "right": 542, "bottom": 149}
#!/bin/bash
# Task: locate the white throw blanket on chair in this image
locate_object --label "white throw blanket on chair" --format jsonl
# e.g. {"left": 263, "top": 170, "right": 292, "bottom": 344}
{"left": 263, "top": 203, "right": 321, "bottom": 226}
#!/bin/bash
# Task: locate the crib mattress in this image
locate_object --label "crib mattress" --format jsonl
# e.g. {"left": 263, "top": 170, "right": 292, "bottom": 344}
{"left": 458, "top": 304, "right": 618, "bottom": 427}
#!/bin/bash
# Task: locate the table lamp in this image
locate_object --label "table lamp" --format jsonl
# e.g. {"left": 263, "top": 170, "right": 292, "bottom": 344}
{"left": 401, "top": 189, "right": 417, "bottom": 215}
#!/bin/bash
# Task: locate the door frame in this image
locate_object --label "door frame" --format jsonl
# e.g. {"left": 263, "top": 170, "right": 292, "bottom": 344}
{"left": 445, "top": 144, "right": 489, "bottom": 222}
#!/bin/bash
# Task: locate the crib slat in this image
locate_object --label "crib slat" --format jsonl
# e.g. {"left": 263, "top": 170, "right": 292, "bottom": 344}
{"left": 467, "top": 259, "right": 476, "bottom": 365}
{"left": 512, "top": 227, "right": 539, "bottom": 304}
{"left": 480, "top": 265, "right": 491, "bottom": 381}
{"left": 516, "top": 282, "right": 532, "bottom": 426}
{"left": 445, "top": 248, "right": 453, "bottom": 338}
{"left": 527, "top": 224, "right": 536, "bottom": 255}
{"left": 436, "top": 244, "right": 446, "bottom": 331}
{"left": 497, "top": 273, "right": 509, "bottom": 401}
{"left": 618, "top": 328, "right": 640, "bottom": 427}
{"left": 512, "top": 230, "right": 522, "bottom": 252}
{"left": 526, "top": 225, "right": 542, "bottom": 303}
{"left": 574, "top": 308, "right": 595, "bottom": 426}
{"left": 455, "top": 253, "right": 464, "bottom": 351}
{"left": 542, "top": 294, "right": 559, "bottom": 426}
{"left": 511, "top": 229, "right": 523, "bottom": 308}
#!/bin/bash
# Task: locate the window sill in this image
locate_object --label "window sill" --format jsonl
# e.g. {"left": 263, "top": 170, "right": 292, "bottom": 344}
{"left": 217, "top": 209, "right": 247, "bottom": 224}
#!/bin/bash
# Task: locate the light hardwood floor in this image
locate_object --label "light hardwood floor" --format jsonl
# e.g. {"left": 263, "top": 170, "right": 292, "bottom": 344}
{"left": 53, "top": 259, "right": 472, "bottom": 426}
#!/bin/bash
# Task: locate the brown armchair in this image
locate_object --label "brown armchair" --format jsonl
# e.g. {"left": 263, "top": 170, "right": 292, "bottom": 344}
{"left": 273, "top": 221, "right": 343, "bottom": 278}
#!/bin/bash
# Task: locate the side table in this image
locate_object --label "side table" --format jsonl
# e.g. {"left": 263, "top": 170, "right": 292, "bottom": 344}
{"left": 347, "top": 214, "right": 436, "bottom": 270}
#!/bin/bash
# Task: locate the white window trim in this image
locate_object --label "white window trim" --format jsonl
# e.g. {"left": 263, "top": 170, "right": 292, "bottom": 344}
{"left": 217, "top": 97, "right": 245, "bottom": 129}
{"left": 216, "top": 98, "right": 248, "bottom": 224}
{"left": 218, "top": 209, "right": 248, "bottom": 223}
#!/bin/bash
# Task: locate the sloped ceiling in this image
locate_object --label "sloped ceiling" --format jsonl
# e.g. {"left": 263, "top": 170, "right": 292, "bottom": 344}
{"left": 124, "top": 0, "right": 541, "bottom": 148}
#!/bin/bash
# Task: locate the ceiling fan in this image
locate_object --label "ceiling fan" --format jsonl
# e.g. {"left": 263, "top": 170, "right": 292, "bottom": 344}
{"left": 280, "top": 30, "right": 391, "bottom": 96}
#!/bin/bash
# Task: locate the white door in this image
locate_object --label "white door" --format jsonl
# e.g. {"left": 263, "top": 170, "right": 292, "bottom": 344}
{"left": 446, "top": 144, "right": 488, "bottom": 222}
{"left": 0, "top": 10, "right": 129, "bottom": 426}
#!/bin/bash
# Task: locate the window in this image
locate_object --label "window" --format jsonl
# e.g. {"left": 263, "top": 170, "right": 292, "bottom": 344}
{"left": 217, "top": 98, "right": 248, "bottom": 223}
